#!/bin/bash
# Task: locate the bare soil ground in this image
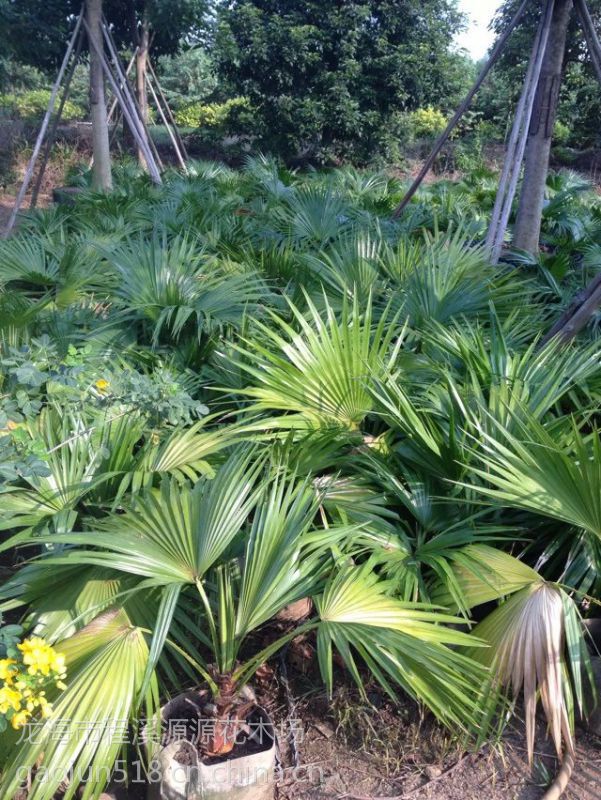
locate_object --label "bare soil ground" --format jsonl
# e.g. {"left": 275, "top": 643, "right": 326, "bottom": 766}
{"left": 255, "top": 676, "right": 601, "bottom": 800}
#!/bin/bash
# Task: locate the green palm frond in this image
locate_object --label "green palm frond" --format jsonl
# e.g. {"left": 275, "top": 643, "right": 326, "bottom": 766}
{"left": 466, "top": 414, "right": 601, "bottom": 541}
{"left": 233, "top": 294, "right": 404, "bottom": 430}
{"left": 107, "top": 233, "right": 269, "bottom": 345}
{"left": 381, "top": 227, "right": 528, "bottom": 328}
{"left": 0, "top": 408, "right": 107, "bottom": 541}
{"left": 0, "top": 609, "right": 158, "bottom": 800}
{"left": 26, "top": 448, "right": 264, "bottom": 584}
{"left": 315, "top": 563, "right": 492, "bottom": 734}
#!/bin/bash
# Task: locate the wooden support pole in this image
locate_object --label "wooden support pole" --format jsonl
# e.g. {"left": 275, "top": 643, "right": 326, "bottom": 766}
{"left": 87, "top": 52, "right": 136, "bottom": 170}
{"left": 575, "top": 0, "right": 601, "bottom": 84}
{"left": 146, "top": 73, "right": 188, "bottom": 172}
{"left": 107, "top": 51, "right": 137, "bottom": 126}
{"left": 101, "top": 21, "right": 164, "bottom": 174}
{"left": 392, "top": 0, "right": 531, "bottom": 219}
{"left": 486, "top": 0, "right": 556, "bottom": 262}
{"left": 3, "top": 11, "right": 84, "bottom": 236}
{"left": 533, "top": 0, "right": 601, "bottom": 344}
{"left": 540, "top": 272, "right": 601, "bottom": 346}
{"left": 30, "top": 26, "right": 85, "bottom": 208}
{"left": 147, "top": 59, "right": 189, "bottom": 162}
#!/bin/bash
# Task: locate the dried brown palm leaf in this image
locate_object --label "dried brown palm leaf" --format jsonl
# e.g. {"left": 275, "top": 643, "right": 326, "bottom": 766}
{"left": 471, "top": 582, "right": 585, "bottom": 764}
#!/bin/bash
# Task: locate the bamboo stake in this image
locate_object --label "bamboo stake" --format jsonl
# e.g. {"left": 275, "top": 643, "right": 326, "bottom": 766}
{"left": 101, "top": 22, "right": 164, "bottom": 173}
{"left": 107, "top": 51, "right": 137, "bottom": 126}
{"left": 540, "top": 271, "right": 601, "bottom": 346}
{"left": 392, "top": 0, "right": 531, "bottom": 219}
{"left": 88, "top": 52, "right": 136, "bottom": 170}
{"left": 30, "top": 25, "right": 85, "bottom": 208}
{"left": 146, "top": 73, "right": 188, "bottom": 172}
{"left": 575, "top": 0, "right": 601, "bottom": 84}
{"left": 3, "top": 11, "right": 84, "bottom": 236}
{"left": 147, "top": 59, "right": 189, "bottom": 161}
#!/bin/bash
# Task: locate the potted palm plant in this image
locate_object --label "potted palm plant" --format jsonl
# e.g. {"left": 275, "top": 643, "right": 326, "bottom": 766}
{"left": 0, "top": 447, "right": 490, "bottom": 800}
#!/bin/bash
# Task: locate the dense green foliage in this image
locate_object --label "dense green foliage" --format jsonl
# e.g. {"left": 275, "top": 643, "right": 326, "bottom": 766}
{"left": 0, "top": 0, "right": 211, "bottom": 71}
{"left": 1, "top": 0, "right": 473, "bottom": 166}
{"left": 215, "top": 0, "right": 471, "bottom": 162}
{"left": 157, "top": 46, "right": 218, "bottom": 110}
{"left": 0, "top": 89, "right": 85, "bottom": 121}
{"left": 2, "top": 1, "right": 601, "bottom": 166}
{"left": 0, "top": 159, "right": 599, "bottom": 795}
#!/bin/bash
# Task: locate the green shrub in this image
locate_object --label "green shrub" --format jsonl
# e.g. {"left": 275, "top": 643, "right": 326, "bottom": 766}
{"left": 0, "top": 59, "right": 48, "bottom": 94}
{"left": 0, "top": 89, "right": 85, "bottom": 121}
{"left": 174, "top": 96, "right": 252, "bottom": 131}
{"left": 409, "top": 106, "right": 447, "bottom": 139}
{"left": 553, "top": 120, "right": 571, "bottom": 146}
{"left": 157, "top": 46, "right": 217, "bottom": 109}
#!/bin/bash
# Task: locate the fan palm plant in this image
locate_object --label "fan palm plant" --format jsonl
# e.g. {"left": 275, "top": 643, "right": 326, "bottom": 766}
{"left": 106, "top": 233, "right": 270, "bottom": 348}
{"left": 0, "top": 448, "right": 494, "bottom": 799}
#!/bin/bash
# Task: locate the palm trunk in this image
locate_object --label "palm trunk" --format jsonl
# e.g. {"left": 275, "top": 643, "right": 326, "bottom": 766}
{"left": 513, "top": 0, "right": 573, "bottom": 254}
{"left": 86, "top": 0, "right": 112, "bottom": 191}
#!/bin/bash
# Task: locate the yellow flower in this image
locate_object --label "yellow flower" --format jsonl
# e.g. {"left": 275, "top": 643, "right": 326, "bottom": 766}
{"left": 0, "top": 686, "right": 23, "bottom": 714}
{"left": 10, "top": 710, "right": 30, "bottom": 730}
{"left": 0, "top": 658, "right": 17, "bottom": 684}
{"left": 18, "top": 637, "right": 65, "bottom": 678}
{"left": 95, "top": 378, "right": 110, "bottom": 393}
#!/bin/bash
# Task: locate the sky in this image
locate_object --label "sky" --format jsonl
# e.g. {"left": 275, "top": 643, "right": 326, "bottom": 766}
{"left": 456, "top": 0, "right": 503, "bottom": 60}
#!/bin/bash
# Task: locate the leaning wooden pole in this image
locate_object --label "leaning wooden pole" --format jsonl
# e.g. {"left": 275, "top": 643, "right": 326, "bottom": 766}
{"left": 533, "top": 1, "right": 601, "bottom": 345}
{"left": 83, "top": 17, "right": 161, "bottom": 182}
{"left": 392, "top": 0, "right": 531, "bottom": 219}
{"left": 2, "top": 11, "right": 84, "bottom": 236}
{"left": 575, "top": 0, "right": 601, "bottom": 84}
{"left": 30, "top": 26, "right": 85, "bottom": 208}
{"left": 540, "top": 269, "right": 601, "bottom": 346}
{"left": 148, "top": 59, "right": 189, "bottom": 161}
{"left": 101, "top": 21, "right": 164, "bottom": 175}
{"left": 513, "top": 0, "right": 574, "bottom": 254}
{"left": 146, "top": 73, "right": 188, "bottom": 172}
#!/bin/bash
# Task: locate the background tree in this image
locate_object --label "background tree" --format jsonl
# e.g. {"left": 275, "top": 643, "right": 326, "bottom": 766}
{"left": 215, "top": 0, "right": 471, "bottom": 163}
{"left": 86, "top": 0, "right": 112, "bottom": 190}
{"left": 3, "top": 0, "right": 212, "bottom": 73}
{"left": 488, "top": 0, "right": 601, "bottom": 149}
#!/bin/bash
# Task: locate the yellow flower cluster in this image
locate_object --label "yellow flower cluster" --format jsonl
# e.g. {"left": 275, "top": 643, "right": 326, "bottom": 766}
{"left": 0, "top": 637, "right": 67, "bottom": 730}
{"left": 19, "top": 637, "right": 66, "bottom": 680}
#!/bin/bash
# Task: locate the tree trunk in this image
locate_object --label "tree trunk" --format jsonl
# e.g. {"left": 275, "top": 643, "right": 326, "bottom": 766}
{"left": 513, "top": 0, "right": 573, "bottom": 254}
{"left": 136, "top": 9, "right": 150, "bottom": 167}
{"left": 87, "top": 0, "right": 112, "bottom": 191}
